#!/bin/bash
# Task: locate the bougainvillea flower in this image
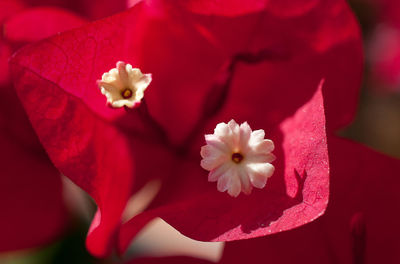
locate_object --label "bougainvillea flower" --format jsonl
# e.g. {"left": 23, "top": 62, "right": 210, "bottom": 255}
{"left": 128, "top": 137, "right": 400, "bottom": 264}
{"left": 10, "top": 0, "right": 362, "bottom": 257}
{"left": 200, "top": 119, "right": 276, "bottom": 197}
{"left": 98, "top": 61, "right": 152, "bottom": 108}
{"left": 0, "top": 1, "right": 89, "bottom": 252}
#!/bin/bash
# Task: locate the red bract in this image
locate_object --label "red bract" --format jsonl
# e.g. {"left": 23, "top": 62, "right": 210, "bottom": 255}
{"left": 0, "top": 1, "right": 88, "bottom": 252}
{"left": 10, "top": 0, "right": 362, "bottom": 258}
{"left": 220, "top": 138, "right": 400, "bottom": 264}
{"left": 128, "top": 137, "right": 400, "bottom": 263}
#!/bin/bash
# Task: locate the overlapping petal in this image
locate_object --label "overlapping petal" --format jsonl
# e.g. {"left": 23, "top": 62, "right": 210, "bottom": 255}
{"left": 0, "top": 1, "right": 87, "bottom": 253}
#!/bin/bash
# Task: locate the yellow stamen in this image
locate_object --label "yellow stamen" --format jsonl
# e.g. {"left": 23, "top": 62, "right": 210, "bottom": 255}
{"left": 122, "top": 88, "right": 133, "bottom": 99}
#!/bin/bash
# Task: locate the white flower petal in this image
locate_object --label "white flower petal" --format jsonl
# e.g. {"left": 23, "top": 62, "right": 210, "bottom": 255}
{"left": 227, "top": 174, "right": 241, "bottom": 197}
{"left": 111, "top": 101, "right": 124, "bottom": 108}
{"left": 205, "top": 134, "right": 229, "bottom": 153}
{"left": 135, "top": 74, "right": 152, "bottom": 90}
{"left": 208, "top": 163, "right": 231, "bottom": 182}
{"left": 128, "top": 68, "right": 143, "bottom": 83}
{"left": 117, "top": 61, "right": 129, "bottom": 84}
{"left": 254, "top": 139, "right": 275, "bottom": 153}
{"left": 214, "top": 122, "right": 236, "bottom": 150}
{"left": 246, "top": 153, "right": 276, "bottom": 164}
{"left": 228, "top": 119, "right": 240, "bottom": 149}
{"left": 214, "top": 122, "right": 230, "bottom": 138}
{"left": 238, "top": 167, "right": 252, "bottom": 195}
{"left": 200, "top": 145, "right": 228, "bottom": 171}
{"left": 228, "top": 119, "right": 240, "bottom": 132}
{"left": 249, "top": 129, "right": 265, "bottom": 146}
{"left": 217, "top": 169, "right": 233, "bottom": 193}
{"left": 247, "top": 163, "right": 275, "bottom": 189}
{"left": 239, "top": 122, "right": 252, "bottom": 153}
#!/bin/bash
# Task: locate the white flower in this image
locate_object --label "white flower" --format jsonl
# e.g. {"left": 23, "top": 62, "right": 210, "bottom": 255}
{"left": 97, "top": 61, "right": 152, "bottom": 108}
{"left": 200, "top": 120, "right": 275, "bottom": 197}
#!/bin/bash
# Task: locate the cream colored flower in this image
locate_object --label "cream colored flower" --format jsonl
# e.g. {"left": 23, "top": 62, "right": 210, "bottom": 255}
{"left": 200, "top": 120, "right": 275, "bottom": 197}
{"left": 98, "top": 61, "right": 151, "bottom": 108}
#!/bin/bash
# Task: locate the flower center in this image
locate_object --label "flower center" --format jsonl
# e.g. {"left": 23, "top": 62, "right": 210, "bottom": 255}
{"left": 121, "top": 88, "right": 133, "bottom": 99}
{"left": 231, "top": 152, "right": 244, "bottom": 164}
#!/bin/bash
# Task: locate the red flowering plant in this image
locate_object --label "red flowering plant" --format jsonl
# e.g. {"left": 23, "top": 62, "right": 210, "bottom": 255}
{"left": 0, "top": 0, "right": 128, "bottom": 253}
{"left": 130, "top": 136, "right": 400, "bottom": 263}
{"left": 9, "top": 0, "right": 362, "bottom": 258}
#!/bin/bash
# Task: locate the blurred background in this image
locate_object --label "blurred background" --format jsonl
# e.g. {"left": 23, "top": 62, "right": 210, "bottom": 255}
{"left": 343, "top": 0, "right": 400, "bottom": 160}
{"left": 1, "top": 0, "right": 400, "bottom": 263}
